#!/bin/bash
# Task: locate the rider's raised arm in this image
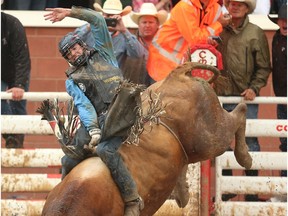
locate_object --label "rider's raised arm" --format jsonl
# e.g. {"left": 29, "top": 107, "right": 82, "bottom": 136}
{"left": 69, "top": 7, "right": 117, "bottom": 67}
{"left": 45, "top": 6, "right": 117, "bottom": 67}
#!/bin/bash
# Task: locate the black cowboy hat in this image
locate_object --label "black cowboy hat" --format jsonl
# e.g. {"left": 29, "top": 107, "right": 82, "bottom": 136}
{"left": 268, "top": 4, "right": 287, "bottom": 24}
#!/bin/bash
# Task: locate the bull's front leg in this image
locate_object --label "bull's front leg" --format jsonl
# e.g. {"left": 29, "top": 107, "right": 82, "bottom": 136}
{"left": 231, "top": 103, "right": 252, "bottom": 170}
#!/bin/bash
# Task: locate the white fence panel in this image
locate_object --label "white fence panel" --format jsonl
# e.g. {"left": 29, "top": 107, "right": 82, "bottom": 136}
{"left": 218, "top": 202, "right": 287, "bottom": 216}
{"left": 1, "top": 174, "right": 61, "bottom": 192}
{"left": 215, "top": 152, "right": 287, "bottom": 216}
{"left": 1, "top": 148, "right": 64, "bottom": 167}
{"left": 2, "top": 115, "right": 287, "bottom": 137}
{"left": 1, "top": 92, "right": 287, "bottom": 104}
{"left": 1, "top": 200, "right": 45, "bottom": 216}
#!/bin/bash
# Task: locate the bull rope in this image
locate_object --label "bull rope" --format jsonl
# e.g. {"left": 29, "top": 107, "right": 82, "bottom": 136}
{"left": 158, "top": 119, "right": 189, "bottom": 163}
{"left": 126, "top": 90, "right": 189, "bottom": 162}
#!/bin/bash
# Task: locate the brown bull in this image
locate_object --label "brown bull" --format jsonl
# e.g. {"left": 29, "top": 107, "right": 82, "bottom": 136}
{"left": 42, "top": 62, "right": 252, "bottom": 216}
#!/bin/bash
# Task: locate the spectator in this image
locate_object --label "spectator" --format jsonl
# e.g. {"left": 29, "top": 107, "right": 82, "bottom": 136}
{"left": 214, "top": 0, "right": 271, "bottom": 201}
{"left": 1, "top": 11, "right": 31, "bottom": 148}
{"left": 130, "top": 3, "right": 168, "bottom": 85}
{"left": 130, "top": 3, "right": 168, "bottom": 49}
{"left": 44, "top": 6, "right": 144, "bottom": 215}
{"left": 132, "top": 0, "right": 172, "bottom": 12}
{"left": 268, "top": 4, "right": 287, "bottom": 177}
{"left": 146, "top": 0, "right": 232, "bottom": 82}
{"left": 74, "top": 0, "right": 151, "bottom": 85}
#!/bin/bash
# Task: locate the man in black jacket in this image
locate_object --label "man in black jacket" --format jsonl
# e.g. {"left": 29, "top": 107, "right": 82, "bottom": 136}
{"left": 269, "top": 3, "right": 287, "bottom": 177}
{"left": 1, "top": 11, "right": 31, "bottom": 148}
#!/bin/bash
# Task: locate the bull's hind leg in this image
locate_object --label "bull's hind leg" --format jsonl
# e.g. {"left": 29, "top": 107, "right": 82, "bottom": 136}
{"left": 231, "top": 103, "right": 252, "bottom": 169}
{"left": 169, "top": 164, "right": 190, "bottom": 208}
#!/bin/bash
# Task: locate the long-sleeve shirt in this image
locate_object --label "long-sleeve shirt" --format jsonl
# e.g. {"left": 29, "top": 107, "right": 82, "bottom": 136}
{"left": 215, "top": 16, "right": 271, "bottom": 96}
{"left": 65, "top": 7, "right": 122, "bottom": 132}
{"left": 147, "top": 0, "right": 223, "bottom": 81}
{"left": 74, "top": 23, "right": 147, "bottom": 68}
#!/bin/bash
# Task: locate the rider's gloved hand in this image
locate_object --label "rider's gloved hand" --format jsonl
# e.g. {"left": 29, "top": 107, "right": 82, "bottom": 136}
{"left": 88, "top": 128, "right": 101, "bottom": 149}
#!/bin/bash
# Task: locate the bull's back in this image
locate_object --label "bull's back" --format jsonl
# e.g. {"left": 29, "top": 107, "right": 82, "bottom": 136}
{"left": 42, "top": 158, "right": 124, "bottom": 216}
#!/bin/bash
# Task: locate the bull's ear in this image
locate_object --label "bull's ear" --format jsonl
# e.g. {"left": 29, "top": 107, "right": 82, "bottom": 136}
{"left": 183, "top": 62, "right": 220, "bottom": 84}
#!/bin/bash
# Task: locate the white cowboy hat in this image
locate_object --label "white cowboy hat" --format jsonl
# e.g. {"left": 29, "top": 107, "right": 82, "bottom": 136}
{"left": 224, "top": 0, "right": 256, "bottom": 14}
{"left": 93, "top": 0, "right": 132, "bottom": 16}
{"left": 130, "top": 3, "right": 168, "bottom": 25}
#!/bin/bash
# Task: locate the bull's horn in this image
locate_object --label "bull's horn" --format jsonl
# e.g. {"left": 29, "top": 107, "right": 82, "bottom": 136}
{"left": 182, "top": 62, "right": 220, "bottom": 84}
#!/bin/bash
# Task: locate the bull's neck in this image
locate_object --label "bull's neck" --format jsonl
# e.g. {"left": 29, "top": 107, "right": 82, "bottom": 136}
{"left": 158, "top": 119, "right": 189, "bottom": 163}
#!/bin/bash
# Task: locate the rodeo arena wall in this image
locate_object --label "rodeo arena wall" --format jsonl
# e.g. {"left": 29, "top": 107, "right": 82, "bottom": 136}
{"left": 1, "top": 11, "right": 287, "bottom": 216}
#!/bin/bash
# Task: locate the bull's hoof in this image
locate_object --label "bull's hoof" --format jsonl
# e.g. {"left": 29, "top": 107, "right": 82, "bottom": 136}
{"left": 169, "top": 187, "right": 190, "bottom": 208}
{"left": 235, "top": 152, "right": 253, "bottom": 170}
{"left": 243, "top": 157, "right": 253, "bottom": 170}
{"left": 175, "top": 195, "right": 189, "bottom": 208}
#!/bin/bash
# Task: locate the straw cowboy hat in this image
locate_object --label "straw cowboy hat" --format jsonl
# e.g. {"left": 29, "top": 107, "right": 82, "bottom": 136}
{"left": 224, "top": 0, "right": 256, "bottom": 14}
{"left": 93, "top": 0, "right": 132, "bottom": 16}
{"left": 130, "top": 3, "right": 168, "bottom": 25}
{"left": 268, "top": 4, "right": 287, "bottom": 24}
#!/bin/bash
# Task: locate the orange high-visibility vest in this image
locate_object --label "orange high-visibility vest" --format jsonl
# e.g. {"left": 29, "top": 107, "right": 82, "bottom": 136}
{"left": 147, "top": 0, "right": 223, "bottom": 81}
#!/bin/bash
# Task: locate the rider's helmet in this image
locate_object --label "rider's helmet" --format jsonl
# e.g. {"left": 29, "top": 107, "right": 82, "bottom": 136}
{"left": 58, "top": 32, "right": 87, "bottom": 67}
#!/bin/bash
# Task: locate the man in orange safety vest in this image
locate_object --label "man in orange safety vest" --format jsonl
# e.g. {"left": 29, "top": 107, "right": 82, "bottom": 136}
{"left": 147, "top": 0, "right": 231, "bottom": 81}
